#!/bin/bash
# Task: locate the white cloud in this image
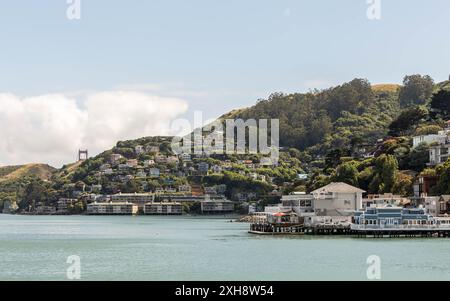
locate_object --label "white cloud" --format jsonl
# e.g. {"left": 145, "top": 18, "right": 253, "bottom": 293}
{"left": 0, "top": 91, "right": 188, "bottom": 167}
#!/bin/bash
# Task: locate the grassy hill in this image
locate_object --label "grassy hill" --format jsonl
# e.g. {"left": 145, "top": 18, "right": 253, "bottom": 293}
{"left": 0, "top": 164, "right": 56, "bottom": 183}
{"left": 372, "top": 84, "right": 400, "bottom": 93}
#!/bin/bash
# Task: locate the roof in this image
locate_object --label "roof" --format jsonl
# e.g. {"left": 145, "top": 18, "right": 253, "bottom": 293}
{"left": 311, "top": 182, "right": 366, "bottom": 194}
{"left": 439, "top": 195, "right": 450, "bottom": 202}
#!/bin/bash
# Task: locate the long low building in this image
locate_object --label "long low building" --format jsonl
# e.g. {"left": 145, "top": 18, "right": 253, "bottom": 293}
{"left": 87, "top": 202, "right": 138, "bottom": 215}
{"left": 111, "top": 193, "right": 155, "bottom": 209}
{"left": 201, "top": 199, "right": 235, "bottom": 214}
{"left": 144, "top": 202, "right": 183, "bottom": 215}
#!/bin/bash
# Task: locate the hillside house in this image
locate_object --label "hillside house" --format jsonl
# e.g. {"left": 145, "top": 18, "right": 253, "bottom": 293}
{"left": 135, "top": 145, "right": 144, "bottom": 155}
{"left": 197, "top": 162, "right": 209, "bottom": 174}
{"left": 204, "top": 186, "right": 217, "bottom": 195}
{"left": 110, "top": 154, "right": 123, "bottom": 164}
{"left": 126, "top": 159, "right": 138, "bottom": 168}
{"left": 178, "top": 185, "right": 192, "bottom": 193}
{"left": 149, "top": 168, "right": 160, "bottom": 178}
{"left": 180, "top": 153, "right": 192, "bottom": 162}
{"left": 143, "top": 159, "right": 155, "bottom": 167}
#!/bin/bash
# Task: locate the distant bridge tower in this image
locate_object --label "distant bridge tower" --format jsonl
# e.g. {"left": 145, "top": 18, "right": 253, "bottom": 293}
{"left": 78, "top": 149, "right": 88, "bottom": 161}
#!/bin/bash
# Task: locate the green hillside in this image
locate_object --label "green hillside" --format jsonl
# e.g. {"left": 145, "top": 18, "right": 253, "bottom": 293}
{"left": 226, "top": 78, "right": 401, "bottom": 156}
{"left": 3, "top": 75, "right": 450, "bottom": 213}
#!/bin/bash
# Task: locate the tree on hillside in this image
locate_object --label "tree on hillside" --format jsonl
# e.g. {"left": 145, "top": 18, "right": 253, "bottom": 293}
{"left": 399, "top": 75, "right": 434, "bottom": 107}
{"left": 369, "top": 154, "right": 398, "bottom": 193}
{"left": 327, "top": 79, "right": 374, "bottom": 119}
{"left": 392, "top": 173, "right": 413, "bottom": 196}
{"left": 408, "top": 143, "right": 430, "bottom": 172}
{"left": 430, "top": 90, "right": 450, "bottom": 118}
{"left": 333, "top": 162, "right": 359, "bottom": 186}
{"left": 388, "top": 106, "right": 428, "bottom": 136}
{"left": 436, "top": 159, "right": 450, "bottom": 195}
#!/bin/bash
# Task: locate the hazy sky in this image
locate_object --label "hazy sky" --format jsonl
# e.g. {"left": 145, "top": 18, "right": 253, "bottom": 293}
{"left": 0, "top": 0, "right": 450, "bottom": 166}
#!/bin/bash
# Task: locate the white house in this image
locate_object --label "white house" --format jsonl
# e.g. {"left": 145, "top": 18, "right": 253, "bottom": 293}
{"left": 149, "top": 168, "right": 160, "bottom": 178}
{"left": 135, "top": 145, "right": 144, "bottom": 155}
{"left": 311, "top": 182, "right": 365, "bottom": 216}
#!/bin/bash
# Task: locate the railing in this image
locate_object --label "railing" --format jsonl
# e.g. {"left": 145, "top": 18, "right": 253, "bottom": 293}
{"left": 351, "top": 224, "right": 450, "bottom": 231}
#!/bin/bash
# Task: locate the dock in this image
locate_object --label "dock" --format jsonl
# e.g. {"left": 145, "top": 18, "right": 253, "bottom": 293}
{"left": 249, "top": 223, "right": 450, "bottom": 238}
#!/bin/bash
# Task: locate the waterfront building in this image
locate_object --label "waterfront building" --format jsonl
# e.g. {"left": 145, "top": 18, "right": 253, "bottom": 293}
{"left": 57, "top": 198, "right": 77, "bottom": 213}
{"left": 87, "top": 202, "right": 138, "bottom": 215}
{"left": 423, "top": 196, "right": 441, "bottom": 216}
{"left": 280, "top": 193, "right": 314, "bottom": 214}
{"left": 111, "top": 193, "right": 155, "bottom": 209}
{"left": 144, "top": 202, "right": 182, "bottom": 215}
{"left": 438, "top": 195, "right": 450, "bottom": 215}
{"left": 160, "top": 195, "right": 224, "bottom": 203}
{"left": 311, "top": 182, "right": 365, "bottom": 216}
{"left": 35, "top": 204, "right": 56, "bottom": 215}
{"left": 352, "top": 206, "right": 450, "bottom": 233}
{"left": 2, "top": 201, "right": 18, "bottom": 214}
{"left": 200, "top": 198, "right": 234, "bottom": 214}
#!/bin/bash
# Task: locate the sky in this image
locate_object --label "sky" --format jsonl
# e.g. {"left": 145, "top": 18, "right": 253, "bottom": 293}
{"left": 0, "top": 0, "right": 450, "bottom": 167}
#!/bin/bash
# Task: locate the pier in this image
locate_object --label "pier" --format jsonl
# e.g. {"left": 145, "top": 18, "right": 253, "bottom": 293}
{"left": 249, "top": 223, "right": 450, "bottom": 238}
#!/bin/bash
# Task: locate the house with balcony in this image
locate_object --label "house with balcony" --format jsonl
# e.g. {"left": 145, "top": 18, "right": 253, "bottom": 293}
{"left": 413, "top": 122, "right": 450, "bottom": 149}
{"left": 429, "top": 143, "right": 450, "bottom": 165}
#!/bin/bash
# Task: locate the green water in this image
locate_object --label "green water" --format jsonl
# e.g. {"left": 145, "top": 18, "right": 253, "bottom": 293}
{"left": 1, "top": 214, "right": 450, "bottom": 281}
